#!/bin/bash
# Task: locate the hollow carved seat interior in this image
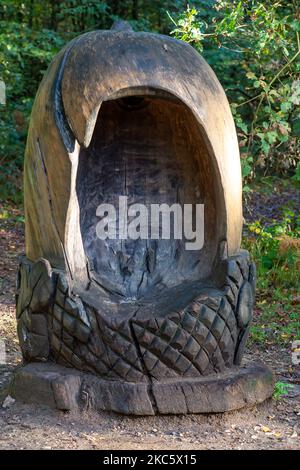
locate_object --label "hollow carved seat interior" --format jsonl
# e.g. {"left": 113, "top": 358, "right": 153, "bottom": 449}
{"left": 76, "top": 93, "right": 221, "bottom": 317}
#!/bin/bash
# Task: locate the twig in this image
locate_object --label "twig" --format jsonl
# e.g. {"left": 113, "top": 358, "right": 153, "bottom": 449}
{"left": 236, "top": 93, "right": 262, "bottom": 108}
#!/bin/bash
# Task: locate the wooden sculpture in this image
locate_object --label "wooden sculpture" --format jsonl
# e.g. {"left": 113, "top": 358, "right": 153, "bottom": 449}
{"left": 11, "top": 22, "right": 274, "bottom": 414}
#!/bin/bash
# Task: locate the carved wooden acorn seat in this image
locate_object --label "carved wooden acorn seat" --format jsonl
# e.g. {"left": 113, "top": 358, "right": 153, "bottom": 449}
{"left": 12, "top": 22, "right": 274, "bottom": 415}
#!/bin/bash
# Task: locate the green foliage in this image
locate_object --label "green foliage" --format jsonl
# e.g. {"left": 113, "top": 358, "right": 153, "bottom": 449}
{"left": 0, "top": 17, "right": 67, "bottom": 203}
{"left": 168, "top": 1, "right": 300, "bottom": 180}
{"left": 1, "top": 0, "right": 300, "bottom": 202}
{"left": 0, "top": 0, "right": 185, "bottom": 203}
{"left": 245, "top": 211, "right": 299, "bottom": 284}
{"left": 293, "top": 161, "right": 300, "bottom": 182}
{"left": 273, "top": 381, "right": 294, "bottom": 400}
{"left": 243, "top": 195, "right": 299, "bottom": 346}
{"left": 250, "top": 292, "right": 300, "bottom": 345}
{"left": 167, "top": 7, "right": 207, "bottom": 50}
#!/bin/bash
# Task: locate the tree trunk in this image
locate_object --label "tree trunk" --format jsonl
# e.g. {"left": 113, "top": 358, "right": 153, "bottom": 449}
{"left": 132, "top": 0, "right": 139, "bottom": 20}
{"left": 28, "top": 0, "right": 34, "bottom": 28}
{"left": 49, "top": 0, "right": 59, "bottom": 31}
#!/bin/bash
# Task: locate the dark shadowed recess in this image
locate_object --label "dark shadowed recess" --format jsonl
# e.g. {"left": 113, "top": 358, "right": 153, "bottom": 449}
{"left": 76, "top": 92, "right": 223, "bottom": 310}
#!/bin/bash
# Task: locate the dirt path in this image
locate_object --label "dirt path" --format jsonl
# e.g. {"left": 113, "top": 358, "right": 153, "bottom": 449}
{"left": 0, "top": 202, "right": 299, "bottom": 450}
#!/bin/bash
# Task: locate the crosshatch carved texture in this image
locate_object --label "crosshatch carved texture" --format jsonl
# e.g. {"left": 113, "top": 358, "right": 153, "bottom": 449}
{"left": 16, "top": 252, "right": 255, "bottom": 383}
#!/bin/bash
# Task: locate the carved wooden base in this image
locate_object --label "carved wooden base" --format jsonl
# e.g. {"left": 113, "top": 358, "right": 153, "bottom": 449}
{"left": 14, "top": 251, "right": 274, "bottom": 414}
{"left": 10, "top": 361, "right": 274, "bottom": 415}
{"left": 16, "top": 251, "right": 256, "bottom": 378}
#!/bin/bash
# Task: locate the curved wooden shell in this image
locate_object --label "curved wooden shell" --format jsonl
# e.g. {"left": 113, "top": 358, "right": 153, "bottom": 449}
{"left": 24, "top": 29, "right": 242, "bottom": 287}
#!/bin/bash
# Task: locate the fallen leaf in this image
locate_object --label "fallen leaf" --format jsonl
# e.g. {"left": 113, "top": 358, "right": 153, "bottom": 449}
{"left": 2, "top": 395, "right": 15, "bottom": 408}
{"left": 261, "top": 426, "right": 271, "bottom": 433}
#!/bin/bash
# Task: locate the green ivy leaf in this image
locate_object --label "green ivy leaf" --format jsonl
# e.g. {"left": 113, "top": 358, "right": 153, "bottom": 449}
{"left": 266, "top": 131, "right": 278, "bottom": 144}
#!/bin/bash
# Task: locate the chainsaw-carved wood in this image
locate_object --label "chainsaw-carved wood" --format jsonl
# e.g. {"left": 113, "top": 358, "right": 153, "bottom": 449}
{"left": 14, "top": 22, "right": 274, "bottom": 415}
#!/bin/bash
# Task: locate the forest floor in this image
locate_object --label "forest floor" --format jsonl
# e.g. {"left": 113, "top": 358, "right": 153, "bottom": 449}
{"left": 0, "top": 181, "right": 299, "bottom": 450}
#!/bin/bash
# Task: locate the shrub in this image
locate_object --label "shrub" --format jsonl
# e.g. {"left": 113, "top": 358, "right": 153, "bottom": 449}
{"left": 168, "top": 1, "right": 300, "bottom": 180}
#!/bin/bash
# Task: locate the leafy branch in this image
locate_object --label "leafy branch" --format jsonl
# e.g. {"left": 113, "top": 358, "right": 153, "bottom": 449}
{"left": 168, "top": 1, "right": 300, "bottom": 180}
